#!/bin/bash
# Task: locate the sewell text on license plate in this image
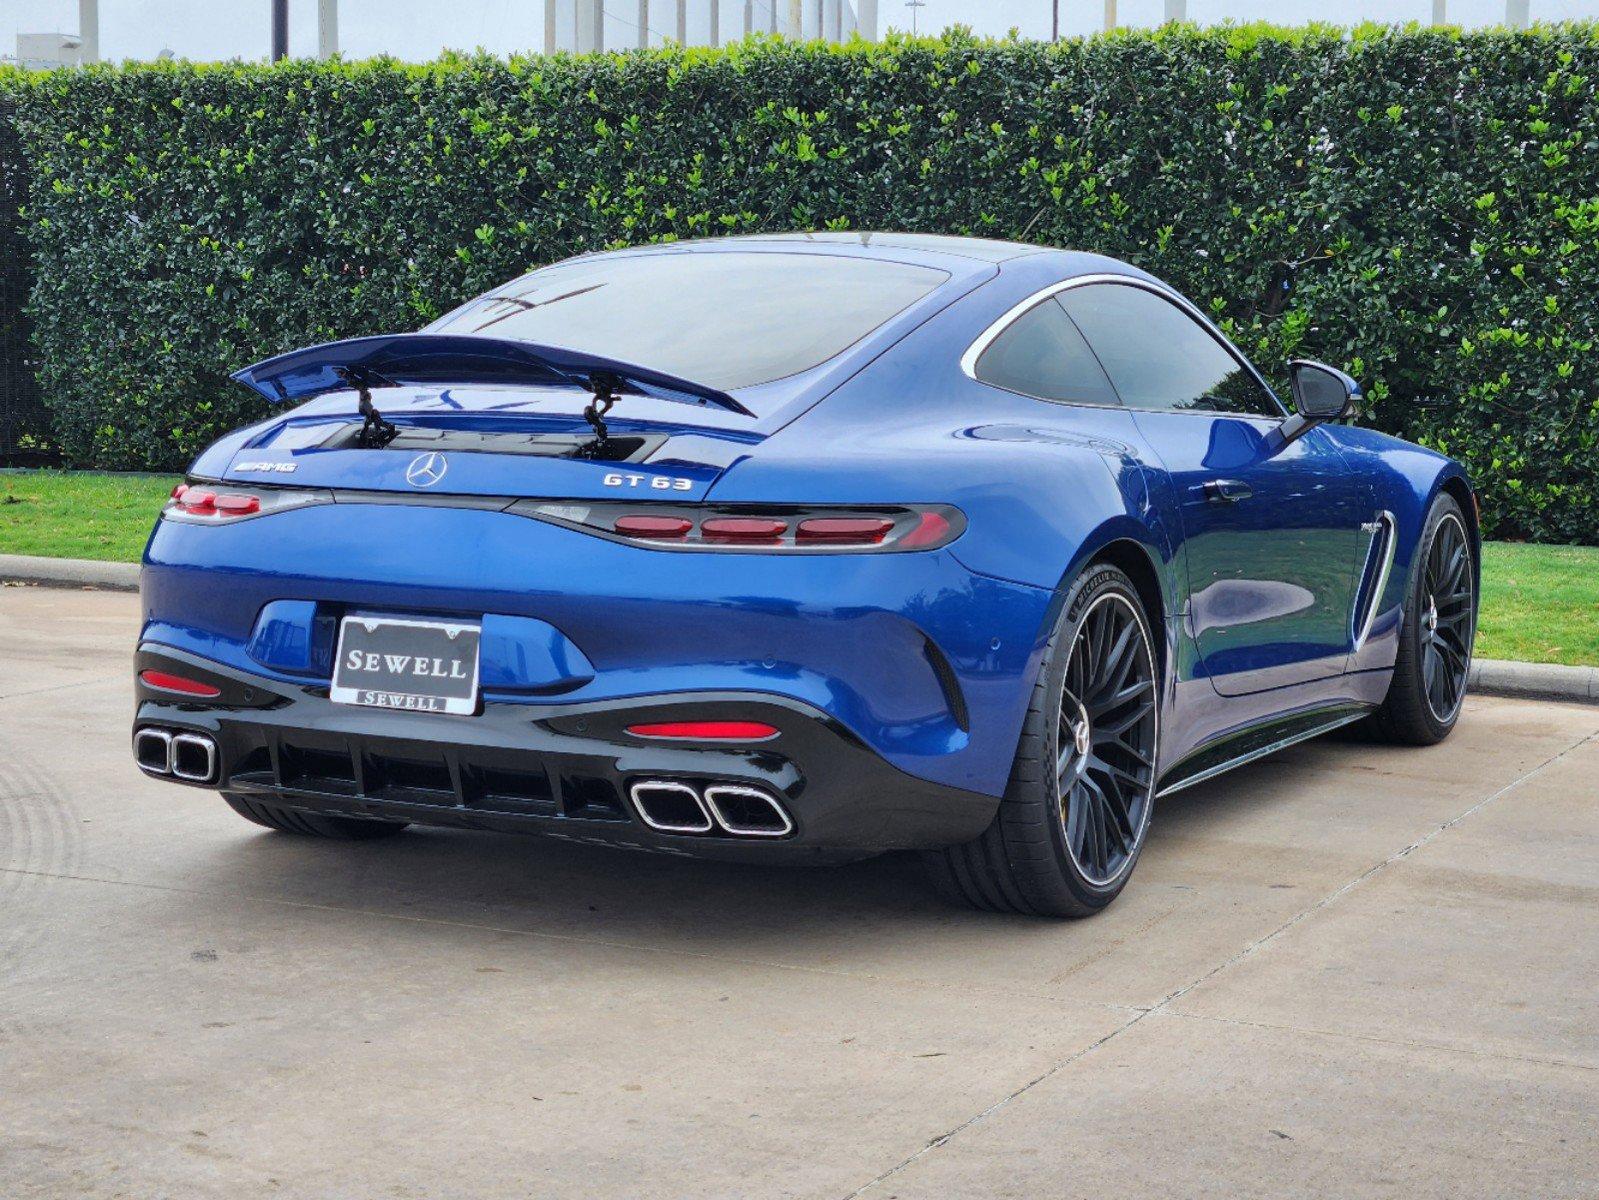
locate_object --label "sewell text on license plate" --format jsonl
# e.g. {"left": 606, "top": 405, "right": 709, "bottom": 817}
{"left": 330, "top": 616, "right": 482, "bottom": 715}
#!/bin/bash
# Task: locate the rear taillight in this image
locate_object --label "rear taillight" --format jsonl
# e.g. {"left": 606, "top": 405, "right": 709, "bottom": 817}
{"left": 162, "top": 481, "right": 331, "bottom": 525}
{"left": 515, "top": 502, "right": 964, "bottom": 553}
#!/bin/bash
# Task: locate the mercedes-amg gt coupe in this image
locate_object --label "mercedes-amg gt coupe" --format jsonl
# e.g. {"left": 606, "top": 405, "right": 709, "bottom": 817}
{"left": 133, "top": 233, "right": 1479, "bottom": 917}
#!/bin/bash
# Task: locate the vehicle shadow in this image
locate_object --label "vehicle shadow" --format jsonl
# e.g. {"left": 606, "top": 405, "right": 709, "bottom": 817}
{"left": 197, "top": 744, "right": 1336, "bottom": 953}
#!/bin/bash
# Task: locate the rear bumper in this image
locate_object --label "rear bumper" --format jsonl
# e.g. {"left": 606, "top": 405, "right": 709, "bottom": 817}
{"left": 134, "top": 645, "right": 999, "bottom": 860}
{"left": 141, "top": 499, "right": 1056, "bottom": 798}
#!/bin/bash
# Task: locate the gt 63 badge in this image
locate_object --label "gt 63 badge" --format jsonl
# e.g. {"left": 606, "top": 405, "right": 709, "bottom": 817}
{"left": 603, "top": 473, "right": 694, "bottom": 491}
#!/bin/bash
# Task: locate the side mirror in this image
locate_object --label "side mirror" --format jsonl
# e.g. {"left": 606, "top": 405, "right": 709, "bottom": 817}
{"left": 1270, "top": 359, "right": 1362, "bottom": 449}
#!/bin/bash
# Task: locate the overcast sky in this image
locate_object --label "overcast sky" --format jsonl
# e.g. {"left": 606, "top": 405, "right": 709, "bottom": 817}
{"left": 8, "top": 0, "right": 1597, "bottom": 62}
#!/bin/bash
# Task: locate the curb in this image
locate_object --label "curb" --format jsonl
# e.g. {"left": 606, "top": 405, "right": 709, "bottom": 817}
{"left": 1468, "top": 657, "right": 1598, "bottom": 705}
{"left": 0, "top": 553, "right": 140, "bottom": 592}
{"left": 1, "top": 554, "right": 1595, "bottom": 705}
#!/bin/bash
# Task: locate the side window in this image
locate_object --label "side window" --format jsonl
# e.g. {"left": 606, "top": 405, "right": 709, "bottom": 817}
{"left": 1058, "top": 284, "right": 1281, "bottom": 417}
{"left": 973, "top": 298, "right": 1121, "bottom": 407}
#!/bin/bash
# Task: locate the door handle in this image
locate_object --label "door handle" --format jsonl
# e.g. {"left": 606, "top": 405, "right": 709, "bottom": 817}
{"left": 1204, "top": 479, "right": 1254, "bottom": 504}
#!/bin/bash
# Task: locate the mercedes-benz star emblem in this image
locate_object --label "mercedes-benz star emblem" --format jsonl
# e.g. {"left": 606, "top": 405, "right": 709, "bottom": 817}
{"left": 405, "top": 452, "right": 448, "bottom": 488}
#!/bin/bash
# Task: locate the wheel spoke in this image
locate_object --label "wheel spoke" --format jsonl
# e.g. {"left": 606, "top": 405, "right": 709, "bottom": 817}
{"left": 1055, "top": 593, "right": 1158, "bottom": 887}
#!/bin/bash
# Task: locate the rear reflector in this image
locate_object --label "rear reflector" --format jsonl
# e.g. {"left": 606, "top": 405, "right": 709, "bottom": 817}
{"left": 614, "top": 514, "right": 693, "bottom": 539}
{"left": 627, "top": 721, "right": 779, "bottom": 741}
{"left": 700, "top": 517, "right": 788, "bottom": 543}
{"left": 139, "top": 670, "right": 222, "bottom": 698}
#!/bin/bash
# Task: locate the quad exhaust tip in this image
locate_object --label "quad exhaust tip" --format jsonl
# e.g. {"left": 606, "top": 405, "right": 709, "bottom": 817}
{"left": 629, "top": 780, "right": 793, "bottom": 838}
{"left": 135, "top": 726, "right": 218, "bottom": 784}
{"left": 703, "top": 785, "right": 794, "bottom": 837}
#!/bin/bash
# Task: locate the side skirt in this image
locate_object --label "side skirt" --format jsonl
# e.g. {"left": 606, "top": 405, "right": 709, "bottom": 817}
{"left": 1155, "top": 703, "right": 1372, "bottom": 798}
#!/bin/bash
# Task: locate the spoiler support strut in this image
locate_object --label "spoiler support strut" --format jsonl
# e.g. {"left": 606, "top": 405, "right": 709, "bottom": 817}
{"left": 335, "top": 365, "right": 399, "bottom": 449}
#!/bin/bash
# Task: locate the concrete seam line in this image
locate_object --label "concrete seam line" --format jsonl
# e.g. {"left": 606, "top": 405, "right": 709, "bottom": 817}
{"left": 840, "top": 727, "right": 1599, "bottom": 1199}
{"left": 1162, "top": 1009, "right": 1599, "bottom": 1075}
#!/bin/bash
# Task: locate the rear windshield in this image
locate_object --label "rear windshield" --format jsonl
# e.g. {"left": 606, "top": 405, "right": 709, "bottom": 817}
{"left": 425, "top": 251, "right": 949, "bottom": 391}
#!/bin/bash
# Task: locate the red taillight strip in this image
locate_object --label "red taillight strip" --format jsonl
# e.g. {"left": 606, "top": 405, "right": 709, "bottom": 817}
{"left": 139, "top": 670, "right": 222, "bottom": 698}
{"left": 700, "top": 517, "right": 788, "bottom": 543}
{"left": 627, "top": 721, "right": 780, "bottom": 742}
{"left": 615, "top": 514, "right": 693, "bottom": 539}
{"left": 795, "top": 517, "right": 895, "bottom": 544}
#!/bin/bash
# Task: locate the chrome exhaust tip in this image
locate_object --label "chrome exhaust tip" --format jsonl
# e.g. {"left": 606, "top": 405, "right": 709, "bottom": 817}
{"left": 704, "top": 785, "right": 794, "bottom": 838}
{"left": 628, "top": 781, "right": 714, "bottom": 834}
{"left": 134, "top": 727, "right": 174, "bottom": 776}
{"left": 170, "top": 732, "right": 218, "bottom": 783}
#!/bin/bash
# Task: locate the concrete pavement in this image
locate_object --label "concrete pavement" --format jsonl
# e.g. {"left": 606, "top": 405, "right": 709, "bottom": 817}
{"left": 1, "top": 587, "right": 1595, "bottom": 1199}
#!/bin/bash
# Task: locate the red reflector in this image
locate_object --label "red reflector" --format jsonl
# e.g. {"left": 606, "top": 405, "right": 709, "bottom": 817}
{"left": 627, "top": 721, "right": 779, "bottom": 741}
{"left": 899, "top": 511, "right": 952, "bottom": 548}
{"left": 700, "top": 517, "right": 787, "bottom": 542}
{"left": 795, "top": 517, "right": 896, "bottom": 545}
{"left": 139, "top": 670, "right": 222, "bottom": 698}
{"left": 170, "top": 484, "right": 189, "bottom": 501}
{"left": 179, "top": 489, "right": 217, "bottom": 514}
{"left": 615, "top": 514, "right": 693, "bottom": 539}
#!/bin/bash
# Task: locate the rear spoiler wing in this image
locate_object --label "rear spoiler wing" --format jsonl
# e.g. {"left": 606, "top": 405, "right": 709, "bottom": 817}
{"left": 231, "top": 333, "right": 754, "bottom": 417}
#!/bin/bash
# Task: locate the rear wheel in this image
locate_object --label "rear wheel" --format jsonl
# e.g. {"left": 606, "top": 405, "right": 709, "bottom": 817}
{"left": 1366, "top": 494, "right": 1476, "bottom": 745}
{"left": 223, "top": 793, "right": 410, "bottom": 840}
{"left": 925, "top": 564, "right": 1160, "bottom": 917}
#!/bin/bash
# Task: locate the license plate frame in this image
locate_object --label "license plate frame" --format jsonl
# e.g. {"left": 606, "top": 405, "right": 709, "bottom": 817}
{"left": 330, "top": 616, "right": 482, "bottom": 716}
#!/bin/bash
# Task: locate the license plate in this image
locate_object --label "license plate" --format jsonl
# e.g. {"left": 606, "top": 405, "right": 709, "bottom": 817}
{"left": 330, "top": 616, "right": 481, "bottom": 715}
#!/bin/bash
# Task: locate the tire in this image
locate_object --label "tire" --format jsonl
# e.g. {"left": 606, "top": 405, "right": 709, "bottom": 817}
{"left": 222, "top": 793, "right": 410, "bottom": 840}
{"left": 1365, "top": 493, "right": 1477, "bottom": 746}
{"left": 924, "top": 564, "right": 1160, "bottom": 918}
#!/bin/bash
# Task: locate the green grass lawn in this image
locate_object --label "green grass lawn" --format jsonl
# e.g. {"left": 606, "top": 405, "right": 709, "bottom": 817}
{"left": 1477, "top": 541, "right": 1599, "bottom": 669}
{"left": 1, "top": 470, "right": 1595, "bottom": 666}
{"left": 0, "top": 470, "right": 177, "bottom": 563}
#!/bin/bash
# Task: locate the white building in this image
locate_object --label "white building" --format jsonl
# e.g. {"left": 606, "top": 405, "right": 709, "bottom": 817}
{"left": 545, "top": 0, "right": 874, "bottom": 53}
{"left": 10, "top": 32, "right": 85, "bottom": 69}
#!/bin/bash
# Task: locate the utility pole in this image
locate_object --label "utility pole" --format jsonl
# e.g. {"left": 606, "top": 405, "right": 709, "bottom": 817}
{"left": 745, "top": 0, "right": 754, "bottom": 38}
{"left": 271, "top": 0, "right": 288, "bottom": 60}
{"left": 545, "top": 0, "right": 557, "bottom": 52}
{"left": 710, "top": 0, "right": 720, "bottom": 44}
{"left": 677, "top": 0, "right": 688, "bottom": 43}
{"left": 1103, "top": 0, "right": 1116, "bottom": 31}
{"left": 79, "top": 0, "right": 99, "bottom": 63}
{"left": 1051, "top": 0, "right": 1058, "bottom": 40}
{"left": 859, "top": 0, "right": 878, "bottom": 40}
{"left": 1432, "top": 0, "right": 1446, "bottom": 23}
{"left": 1505, "top": 0, "right": 1528, "bottom": 26}
{"left": 788, "top": 0, "right": 802, "bottom": 37}
{"left": 638, "top": 0, "right": 650, "bottom": 47}
{"left": 826, "top": 0, "right": 842, "bottom": 40}
{"left": 318, "top": 0, "right": 338, "bottom": 59}
{"left": 905, "top": 0, "right": 926, "bottom": 36}
{"left": 575, "top": 0, "right": 603, "bottom": 51}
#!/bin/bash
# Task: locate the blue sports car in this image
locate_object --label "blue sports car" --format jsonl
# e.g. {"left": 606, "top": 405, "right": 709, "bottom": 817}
{"left": 133, "top": 233, "right": 1478, "bottom": 917}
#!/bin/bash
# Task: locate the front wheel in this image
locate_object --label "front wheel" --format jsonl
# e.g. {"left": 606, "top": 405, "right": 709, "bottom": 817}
{"left": 1366, "top": 493, "right": 1477, "bottom": 745}
{"left": 925, "top": 564, "right": 1160, "bottom": 918}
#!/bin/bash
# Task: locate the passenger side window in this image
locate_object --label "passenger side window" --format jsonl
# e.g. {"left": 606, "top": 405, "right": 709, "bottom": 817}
{"left": 973, "top": 298, "right": 1121, "bottom": 408}
{"left": 1058, "top": 284, "right": 1281, "bottom": 418}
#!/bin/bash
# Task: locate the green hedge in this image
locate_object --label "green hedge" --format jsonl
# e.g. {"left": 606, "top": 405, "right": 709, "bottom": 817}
{"left": 2, "top": 25, "right": 1597, "bottom": 541}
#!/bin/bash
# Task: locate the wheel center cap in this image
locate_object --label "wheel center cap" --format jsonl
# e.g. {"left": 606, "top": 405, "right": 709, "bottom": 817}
{"left": 1072, "top": 701, "right": 1092, "bottom": 760}
{"left": 1426, "top": 597, "right": 1439, "bottom": 634}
